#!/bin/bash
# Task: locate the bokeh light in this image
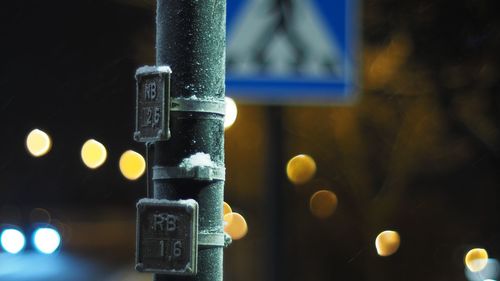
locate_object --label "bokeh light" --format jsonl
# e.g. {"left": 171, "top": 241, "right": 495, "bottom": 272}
{"left": 224, "top": 97, "right": 238, "bottom": 129}
{"left": 1, "top": 228, "right": 26, "bottom": 254}
{"left": 25, "top": 129, "right": 52, "bottom": 157}
{"left": 119, "top": 150, "right": 146, "bottom": 180}
{"left": 223, "top": 202, "right": 233, "bottom": 226}
{"left": 33, "top": 227, "right": 61, "bottom": 254}
{"left": 29, "top": 208, "right": 51, "bottom": 225}
{"left": 286, "top": 154, "right": 316, "bottom": 185}
{"left": 81, "top": 139, "right": 107, "bottom": 169}
{"left": 465, "top": 248, "right": 489, "bottom": 272}
{"left": 465, "top": 259, "right": 499, "bottom": 281}
{"left": 375, "top": 230, "right": 401, "bottom": 257}
{"left": 309, "top": 190, "right": 338, "bottom": 219}
{"left": 224, "top": 212, "right": 248, "bottom": 240}
{"left": 223, "top": 202, "right": 232, "bottom": 216}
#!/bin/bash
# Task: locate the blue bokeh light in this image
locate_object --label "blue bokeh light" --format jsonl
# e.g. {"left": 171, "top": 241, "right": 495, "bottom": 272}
{"left": 33, "top": 228, "right": 61, "bottom": 254}
{"left": 466, "top": 259, "right": 500, "bottom": 281}
{"left": 0, "top": 229, "right": 26, "bottom": 254}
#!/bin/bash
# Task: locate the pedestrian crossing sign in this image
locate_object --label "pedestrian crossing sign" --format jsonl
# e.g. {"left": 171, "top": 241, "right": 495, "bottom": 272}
{"left": 226, "top": 0, "right": 360, "bottom": 104}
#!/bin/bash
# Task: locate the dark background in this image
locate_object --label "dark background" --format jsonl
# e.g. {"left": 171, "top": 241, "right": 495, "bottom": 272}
{"left": 1, "top": 0, "right": 500, "bottom": 280}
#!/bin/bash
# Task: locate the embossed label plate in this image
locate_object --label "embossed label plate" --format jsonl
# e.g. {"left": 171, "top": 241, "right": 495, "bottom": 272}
{"left": 136, "top": 199, "right": 198, "bottom": 275}
{"left": 134, "top": 66, "right": 171, "bottom": 142}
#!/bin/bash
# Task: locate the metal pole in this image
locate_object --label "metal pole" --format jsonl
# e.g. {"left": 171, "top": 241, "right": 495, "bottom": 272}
{"left": 152, "top": 1, "right": 226, "bottom": 281}
{"left": 265, "top": 106, "right": 286, "bottom": 281}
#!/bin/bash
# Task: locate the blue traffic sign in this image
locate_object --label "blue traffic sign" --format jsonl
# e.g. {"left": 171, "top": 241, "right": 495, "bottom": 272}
{"left": 226, "top": 0, "right": 360, "bottom": 104}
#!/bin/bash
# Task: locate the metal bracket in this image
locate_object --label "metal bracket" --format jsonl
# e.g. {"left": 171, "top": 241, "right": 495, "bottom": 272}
{"left": 198, "top": 232, "right": 228, "bottom": 248}
{"left": 135, "top": 65, "right": 226, "bottom": 143}
{"left": 171, "top": 97, "right": 225, "bottom": 116}
{"left": 152, "top": 165, "right": 226, "bottom": 181}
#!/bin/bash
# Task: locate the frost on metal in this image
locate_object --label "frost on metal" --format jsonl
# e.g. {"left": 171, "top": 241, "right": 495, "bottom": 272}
{"left": 137, "top": 198, "right": 198, "bottom": 206}
{"left": 135, "top": 65, "right": 172, "bottom": 76}
{"left": 152, "top": 153, "right": 225, "bottom": 181}
{"left": 179, "top": 153, "right": 215, "bottom": 170}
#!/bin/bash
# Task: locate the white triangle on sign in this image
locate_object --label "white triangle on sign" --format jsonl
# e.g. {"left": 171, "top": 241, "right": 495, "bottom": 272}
{"left": 227, "top": 0, "right": 346, "bottom": 78}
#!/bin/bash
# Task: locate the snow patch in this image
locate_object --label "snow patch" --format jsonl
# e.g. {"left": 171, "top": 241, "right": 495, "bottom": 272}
{"left": 156, "top": 65, "right": 172, "bottom": 73}
{"left": 179, "top": 152, "right": 214, "bottom": 170}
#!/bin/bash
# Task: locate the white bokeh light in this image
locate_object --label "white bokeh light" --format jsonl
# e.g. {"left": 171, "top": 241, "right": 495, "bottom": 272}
{"left": 224, "top": 97, "right": 238, "bottom": 129}
{"left": 1, "top": 228, "right": 26, "bottom": 254}
{"left": 466, "top": 259, "right": 499, "bottom": 281}
{"left": 33, "top": 228, "right": 61, "bottom": 254}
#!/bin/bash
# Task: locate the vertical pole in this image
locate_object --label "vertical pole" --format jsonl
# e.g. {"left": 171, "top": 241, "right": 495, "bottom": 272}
{"left": 153, "top": 1, "right": 226, "bottom": 281}
{"left": 265, "top": 106, "right": 286, "bottom": 281}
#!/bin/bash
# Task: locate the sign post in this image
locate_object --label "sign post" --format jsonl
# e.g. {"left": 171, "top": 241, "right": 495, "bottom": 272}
{"left": 133, "top": 1, "right": 228, "bottom": 281}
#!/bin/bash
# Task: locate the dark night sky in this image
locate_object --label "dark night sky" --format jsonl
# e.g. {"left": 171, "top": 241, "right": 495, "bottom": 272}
{"left": 0, "top": 1, "right": 153, "bottom": 207}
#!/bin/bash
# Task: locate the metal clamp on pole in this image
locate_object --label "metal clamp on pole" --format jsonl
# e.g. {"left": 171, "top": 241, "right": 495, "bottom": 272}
{"left": 135, "top": 67, "right": 225, "bottom": 144}
{"left": 171, "top": 97, "right": 225, "bottom": 116}
{"left": 152, "top": 165, "right": 226, "bottom": 181}
{"left": 197, "top": 232, "right": 231, "bottom": 249}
